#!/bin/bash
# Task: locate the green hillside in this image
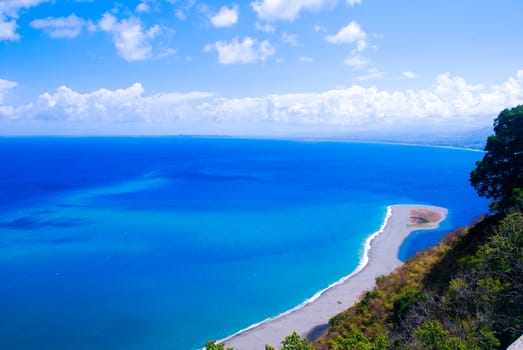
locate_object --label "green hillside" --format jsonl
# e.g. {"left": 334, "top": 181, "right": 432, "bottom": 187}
{"left": 316, "top": 211, "right": 521, "bottom": 350}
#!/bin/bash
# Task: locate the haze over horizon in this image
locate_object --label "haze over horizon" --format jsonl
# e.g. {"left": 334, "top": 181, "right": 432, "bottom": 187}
{"left": 1, "top": 0, "right": 522, "bottom": 136}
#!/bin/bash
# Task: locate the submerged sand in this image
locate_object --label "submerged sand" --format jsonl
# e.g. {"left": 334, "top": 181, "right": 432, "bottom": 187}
{"left": 222, "top": 204, "right": 448, "bottom": 350}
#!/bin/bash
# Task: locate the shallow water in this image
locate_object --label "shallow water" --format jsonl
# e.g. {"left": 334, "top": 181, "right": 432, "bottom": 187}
{"left": 0, "top": 137, "right": 488, "bottom": 349}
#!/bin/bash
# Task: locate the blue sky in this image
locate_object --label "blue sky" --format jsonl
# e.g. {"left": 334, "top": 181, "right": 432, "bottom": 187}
{"left": 1, "top": 0, "right": 522, "bottom": 135}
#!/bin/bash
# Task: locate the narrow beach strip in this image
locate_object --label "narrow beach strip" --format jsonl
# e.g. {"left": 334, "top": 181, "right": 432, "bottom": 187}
{"left": 222, "top": 204, "right": 448, "bottom": 350}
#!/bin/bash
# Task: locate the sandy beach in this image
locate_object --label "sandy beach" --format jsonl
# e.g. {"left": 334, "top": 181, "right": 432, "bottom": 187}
{"left": 222, "top": 204, "right": 448, "bottom": 350}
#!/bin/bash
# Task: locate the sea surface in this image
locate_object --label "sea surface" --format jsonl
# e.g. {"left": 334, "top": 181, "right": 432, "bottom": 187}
{"left": 0, "top": 137, "right": 488, "bottom": 350}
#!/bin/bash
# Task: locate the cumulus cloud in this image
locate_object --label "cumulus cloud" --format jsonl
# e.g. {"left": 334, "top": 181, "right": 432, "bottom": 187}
{"left": 299, "top": 56, "right": 313, "bottom": 62}
{"left": 210, "top": 4, "right": 239, "bottom": 27}
{"left": 328, "top": 21, "right": 374, "bottom": 68}
{"left": 3, "top": 71, "right": 523, "bottom": 133}
{"left": 0, "top": 0, "right": 50, "bottom": 40}
{"left": 0, "top": 18, "right": 18, "bottom": 40}
{"left": 326, "top": 21, "right": 367, "bottom": 50}
{"left": 195, "top": 70, "right": 523, "bottom": 127}
{"left": 251, "top": 0, "right": 337, "bottom": 21}
{"left": 251, "top": 0, "right": 362, "bottom": 21}
{"left": 36, "top": 83, "right": 214, "bottom": 122}
{"left": 136, "top": 0, "right": 151, "bottom": 13}
{"left": 30, "top": 14, "right": 96, "bottom": 39}
{"left": 99, "top": 13, "right": 162, "bottom": 61}
{"left": 204, "top": 37, "right": 275, "bottom": 64}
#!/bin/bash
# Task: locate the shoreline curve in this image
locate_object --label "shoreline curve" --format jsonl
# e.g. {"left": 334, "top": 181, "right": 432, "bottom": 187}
{"left": 220, "top": 204, "right": 448, "bottom": 350}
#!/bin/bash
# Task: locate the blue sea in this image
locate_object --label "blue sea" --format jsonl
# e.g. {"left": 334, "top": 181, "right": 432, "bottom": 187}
{"left": 0, "top": 137, "right": 488, "bottom": 350}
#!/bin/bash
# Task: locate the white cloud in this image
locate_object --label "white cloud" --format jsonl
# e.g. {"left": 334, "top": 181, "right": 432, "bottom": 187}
{"left": 173, "top": 0, "right": 197, "bottom": 21}
{"left": 326, "top": 21, "right": 366, "bottom": 51}
{"left": 0, "top": 78, "right": 32, "bottom": 119}
{"left": 328, "top": 21, "right": 373, "bottom": 67}
{"left": 403, "top": 71, "right": 418, "bottom": 79}
{"left": 4, "top": 71, "right": 523, "bottom": 133}
{"left": 0, "top": 0, "right": 50, "bottom": 17}
{"left": 204, "top": 37, "right": 275, "bottom": 64}
{"left": 0, "top": 19, "right": 18, "bottom": 40}
{"left": 98, "top": 13, "right": 165, "bottom": 61}
{"left": 281, "top": 32, "right": 301, "bottom": 46}
{"left": 344, "top": 54, "right": 368, "bottom": 69}
{"left": 210, "top": 4, "right": 239, "bottom": 28}
{"left": 146, "top": 24, "right": 162, "bottom": 39}
{"left": 0, "top": 0, "right": 50, "bottom": 40}
{"left": 255, "top": 22, "right": 275, "bottom": 33}
{"left": 36, "top": 83, "right": 214, "bottom": 122}
{"left": 136, "top": 1, "right": 151, "bottom": 13}
{"left": 194, "top": 70, "right": 523, "bottom": 127}
{"left": 299, "top": 56, "right": 313, "bottom": 62}
{"left": 251, "top": 0, "right": 337, "bottom": 21}
{"left": 0, "top": 78, "right": 17, "bottom": 104}
{"left": 98, "top": 12, "right": 115, "bottom": 31}
{"left": 30, "top": 14, "right": 95, "bottom": 39}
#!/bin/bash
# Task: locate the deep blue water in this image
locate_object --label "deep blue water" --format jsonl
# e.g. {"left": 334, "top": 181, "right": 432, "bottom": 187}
{"left": 0, "top": 137, "right": 488, "bottom": 349}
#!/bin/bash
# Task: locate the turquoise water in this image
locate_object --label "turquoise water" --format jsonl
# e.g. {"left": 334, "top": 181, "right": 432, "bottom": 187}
{"left": 0, "top": 138, "right": 488, "bottom": 349}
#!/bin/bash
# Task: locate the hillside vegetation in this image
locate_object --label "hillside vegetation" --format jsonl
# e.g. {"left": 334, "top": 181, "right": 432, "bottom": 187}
{"left": 315, "top": 211, "right": 522, "bottom": 350}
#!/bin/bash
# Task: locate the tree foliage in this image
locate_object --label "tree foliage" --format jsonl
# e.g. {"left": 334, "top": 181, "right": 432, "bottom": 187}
{"left": 470, "top": 105, "right": 523, "bottom": 211}
{"left": 205, "top": 340, "right": 233, "bottom": 350}
{"left": 279, "top": 332, "right": 315, "bottom": 350}
{"left": 329, "top": 326, "right": 387, "bottom": 350}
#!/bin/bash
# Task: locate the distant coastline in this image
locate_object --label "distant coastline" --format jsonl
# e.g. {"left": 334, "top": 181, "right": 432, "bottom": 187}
{"left": 0, "top": 135, "right": 487, "bottom": 153}
{"left": 222, "top": 204, "right": 448, "bottom": 350}
{"left": 183, "top": 135, "right": 488, "bottom": 152}
{"left": 294, "top": 138, "right": 486, "bottom": 153}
